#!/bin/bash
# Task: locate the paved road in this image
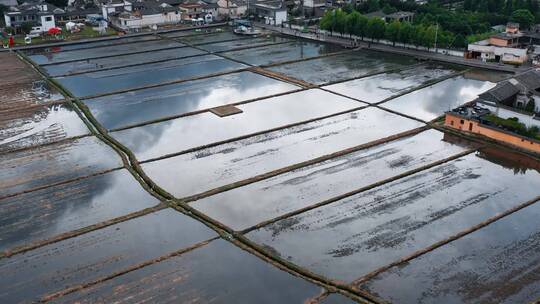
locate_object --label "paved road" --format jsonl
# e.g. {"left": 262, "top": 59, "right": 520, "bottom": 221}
{"left": 257, "top": 23, "right": 531, "bottom": 74}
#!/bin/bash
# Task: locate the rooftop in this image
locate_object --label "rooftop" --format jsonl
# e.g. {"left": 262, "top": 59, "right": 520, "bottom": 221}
{"left": 254, "top": 0, "right": 284, "bottom": 9}
{"left": 386, "top": 11, "right": 414, "bottom": 18}
{"left": 449, "top": 103, "right": 491, "bottom": 119}
{"left": 365, "top": 10, "right": 414, "bottom": 19}
{"left": 478, "top": 70, "right": 540, "bottom": 104}
{"left": 491, "top": 32, "right": 522, "bottom": 40}
{"left": 479, "top": 80, "right": 521, "bottom": 102}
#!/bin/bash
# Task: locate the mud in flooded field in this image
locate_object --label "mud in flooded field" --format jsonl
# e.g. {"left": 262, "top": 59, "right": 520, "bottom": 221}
{"left": 359, "top": 194, "right": 540, "bottom": 304}
{"left": 53, "top": 239, "right": 322, "bottom": 304}
{"left": 0, "top": 169, "right": 159, "bottom": 253}
{"left": 0, "top": 136, "right": 122, "bottom": 197}
{"left": 192, "top": 129, "right": 477, "bottom": 231}
{"left": 0, "top": 103, "right": 89, "bottom": 152}
{"left": 0, "top": 209, "right": 216, "bottom": 303}
{"left": 142, "top": 107, "right": 423, "bottom": 198}
{"left": 246, "top": 150, "right": 540, "bottom": 282}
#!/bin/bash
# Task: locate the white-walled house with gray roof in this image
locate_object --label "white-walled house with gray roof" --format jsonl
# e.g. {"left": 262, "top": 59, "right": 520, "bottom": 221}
{"left": 4, "top": 2, "right": 60, "bottom": 33}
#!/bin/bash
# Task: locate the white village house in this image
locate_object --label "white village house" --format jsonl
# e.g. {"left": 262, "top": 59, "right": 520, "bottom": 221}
{"left": 467, "top": 23, "right": 529, "bottom": 64}
{"left": 252, "top": 0, "right": 286, "bottom": 25}
{"left": 4, "top": 2, "right": 60, "bottom": 33}
{"left": 111, "top": 2, "right": 183, "bottom": 30}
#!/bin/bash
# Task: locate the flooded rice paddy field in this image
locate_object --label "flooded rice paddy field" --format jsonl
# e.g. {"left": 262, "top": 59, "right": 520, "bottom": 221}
{"left": 159, "top": 26, "right": 230, "bottom": 39}
{"left": 198, "top": 35, "right": 292, "bottom": 52}
{"left": 54, "top": 239, "right": 322, "bottom": 303}
{"left": 0, "top": 53, "right": 64, "bottom": 111}
{"left": 142, "top": 107, "right": 423, "bottom": 198}
{"left": 22, "top": 35, "right": 159, "bottom": 55}
{"left": 57, "top": 54, "right": 248, "bottom": 97}
{"left": 28, "top": 39, "right": 185, "bottom": 65}
{"left": 191, "top": 130, "right": 477, "bottom": 231}
{"left": 84, "top": 71, "right": 299, "bottom": 130}
{"left": 358, "top": 174, "right": 540, "bottom": 304}
{"left": 43, "top": 46, "right": 207, "bottom": 77}
{"left": 322, "top": 63, "right": 460, "bottom": 103}
{"left": 111, "top": 89, "right": 364, "bottom": 161}
{"left": 2, "top": 26, "right": 539, "bottom": 303}
{"left": 0, "top": 209, "right": 216, "bottom": 303}
{"left": 0, "top": 103, "right": 89, "bottom": 152}
{"left": 246, "top": 150, "right": 540, "bottom": 282}
{"left": 379, "top": 75, "right": 497, "bottom": 121}
{"left": 267, "top": 50, "right": 418, "bottom": 85}
{"left": 221, "top": 40, "right": 344, "bottom": 66}
{"left": 0, "top": 136, "right": 122, "bottom": 198}
{"left": 0, "top": 168, "right": 158, "bottom": 252}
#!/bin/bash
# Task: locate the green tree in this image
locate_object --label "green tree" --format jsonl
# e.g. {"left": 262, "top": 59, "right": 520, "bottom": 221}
{"left": 343, "top": 3, "right": 354, "bottom": 14}
{"left": 423, "top": 25, "right": 437, "bottom": 50}
{"left": 385, "top": 20, "right": 401, "bottom": 46}
{"left": 420, "top": 13, "right": 436, "bottom": 26}
{"left": 511, "top": 9, "right": 535, "bottom": 29}
{"left": 399, "top": 21, "right": 414, "bottom": 46}
{"left": 366, "top": 17, "right": 386, "bottom": 41}
{"left": 514, "top": 0, "right": 526, "bottom": 10}
{"left": 356, "top": 14, "right": 369, "bottom": 40}
{"left": 334, "top": 9, "right": 348, "bottom": 35}
{"left": 319, "top": 10, "right": 334, "bottom": 32}
{"left": 453, "top": 34, "right": 468, "bottom": 48}
{"left": 412, "top": 24, "right": 426, "bottom": 48}
{"left": 504, "top": 0, "right": 514, "bottom": 15}
{"left": 21, "top": 22, "right": 34, "bottom": 35}
{"left": 477, "top": 0, "right": 489, "bottom": 12}
{"left": 382, "top": 4, "right": 397, "bottom": 14}
{"left": 437, "top": 31, "right": 452, "bottom": 49}
{"left": 530, "top": 0, "right": 539, "bottom": 14}
{"left": 346, "top": 11, "right": 361, "bottom": 37}
{"left": 4, "top": 26, "right": 15, "bottom": 35}
{"left": 367, "top": 0, "right": 380, "bottom": 13}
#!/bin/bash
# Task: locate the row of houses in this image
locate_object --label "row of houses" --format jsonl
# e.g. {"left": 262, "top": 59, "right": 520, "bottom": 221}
{"left": 100, "top": 0, "right": 217, "bottom": 31}
{"left": 3, "top": 2, "right": 64, "bottom": 34}
{"left": 465, "top": 22, "right": 540, "bottom": 65}
{"left": 2, "top": 0, "right": 287, "bottom": 33}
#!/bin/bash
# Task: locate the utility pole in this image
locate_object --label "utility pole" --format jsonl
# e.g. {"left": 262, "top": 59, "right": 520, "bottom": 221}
{"left": 434, "top": 22, "right": 438, "bottom": 53}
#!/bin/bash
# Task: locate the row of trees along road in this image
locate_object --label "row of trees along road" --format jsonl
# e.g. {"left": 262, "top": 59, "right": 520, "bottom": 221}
{"left": 319, "top": 0, "right": 540, "bottom": 50}
{"left": 319, "top": 10, "right": 464, "bottom": 50}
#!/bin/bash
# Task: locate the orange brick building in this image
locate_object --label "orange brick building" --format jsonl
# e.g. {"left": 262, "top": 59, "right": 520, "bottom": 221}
{"left": 445, "top": 111, "right": 540, "bottom": 154}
